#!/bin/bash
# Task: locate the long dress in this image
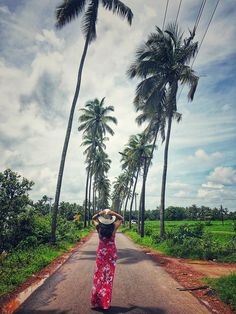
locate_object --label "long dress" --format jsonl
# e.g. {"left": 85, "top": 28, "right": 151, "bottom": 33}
{"left": 91, "top": 233, "right": 118, "bottom": 309}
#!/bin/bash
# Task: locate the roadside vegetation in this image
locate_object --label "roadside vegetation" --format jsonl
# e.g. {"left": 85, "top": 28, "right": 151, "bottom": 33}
{"left": 205, "top": 274, "right": 236, "bottom": 310}
{"left": 121, "top": 219, "right": 236, "bottom": 262}
{"left": 0, "top": 169, "right": 92, "bottom": 297}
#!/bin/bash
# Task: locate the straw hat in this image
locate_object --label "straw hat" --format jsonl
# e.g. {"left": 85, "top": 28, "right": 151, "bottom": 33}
{"left": 98, "top": 209, "right": 116, "bottom": 225}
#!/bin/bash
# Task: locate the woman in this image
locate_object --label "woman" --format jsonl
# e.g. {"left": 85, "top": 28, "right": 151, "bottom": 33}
{"left": 91, "top": 209, "right": 124, "bottom": 310}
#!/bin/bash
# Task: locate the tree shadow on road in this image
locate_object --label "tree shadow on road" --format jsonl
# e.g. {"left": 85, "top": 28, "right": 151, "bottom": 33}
{"left": 76, "top": 249, "right": 149, "bottom": 265}
{"left": 92, "top": 304, "right": 166, "bottom": 313}
{"left": 15, "top": 310, "right": 68, "bottom": 314}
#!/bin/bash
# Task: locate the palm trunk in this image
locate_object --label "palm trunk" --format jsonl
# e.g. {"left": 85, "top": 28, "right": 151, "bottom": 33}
{"left": 138, "top": 189, "right": 143, "bottom": 234}
{"left": 93, "top": 179, "right": 96, "bottom": 214}
{"left": 51, "top": 34, "right": 90, "bottom": 244}
{"left": 124, "top": 178, "right": 133, "bottom": 224}
{"left": 160, "top": 81, "right": 177, "bottom": 238}
{"left": 84, "top": 141, "right": 96, "bottom": 227}
{"left": 88, "top": 170, "right": 93, "bottom": 226}
{"left": 146, "top": 127, "right": 159, "bottom": 175}
{"left": 140, "top": 157, "right": 148, "bottom": 237}
{"left": 84, "top": 165, "right": 91, "bottom": 227}
{"left": 129, "top": 169, "right": 140, "bottom": 229}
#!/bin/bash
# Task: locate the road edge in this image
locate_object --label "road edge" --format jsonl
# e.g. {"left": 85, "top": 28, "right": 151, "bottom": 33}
{"left": 0, "top": 231, "right": 95, "bottom": 314}
{"left": 122, "top": 231, "right": 234, "bottom": 314}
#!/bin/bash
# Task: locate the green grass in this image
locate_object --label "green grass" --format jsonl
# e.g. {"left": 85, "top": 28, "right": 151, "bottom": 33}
{"left": 121, "top": 220, "right": 236, "bottom": 261}
{"left": 121, "top": 227, "right": 171, "bottom": 255}
{"left": 144, "top": 220, "right": 235, "bottom": 244}
{"left": 0, "top": 228, "right": 92, "bottom": 297}
{"left": 205, "top": 273, "right": 236, "bottom": 310}
{"left": 145, "top": 219, "right": 235, "bottom": 231}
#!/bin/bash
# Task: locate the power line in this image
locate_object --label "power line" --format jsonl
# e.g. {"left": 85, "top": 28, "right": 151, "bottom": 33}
{"left": 174, "top": 0, "right": 183, "bottom": 26}
{"left": 162, "top": 0, "right": 169, "bottom": 30}
{"left": 191, "top": 0, "right": 221, "bottom": 67}
{"left": 177, "top": 0, "right": 206, "bottom": 102}
{"left": 177, "top": 0, "right": 220, "bottom": 102}
{"left": 194, "top": 0, "right": 207, "bottom": 31}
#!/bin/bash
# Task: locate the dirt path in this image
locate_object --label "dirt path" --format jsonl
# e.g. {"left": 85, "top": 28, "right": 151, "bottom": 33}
{"left": 14, "top": 232, "right": 211, "bottom": 314}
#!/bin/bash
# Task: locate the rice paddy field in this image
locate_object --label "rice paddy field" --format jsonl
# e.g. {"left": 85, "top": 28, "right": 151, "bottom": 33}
{"left": 145, "top": 220, "right": 235, "bottom": 244}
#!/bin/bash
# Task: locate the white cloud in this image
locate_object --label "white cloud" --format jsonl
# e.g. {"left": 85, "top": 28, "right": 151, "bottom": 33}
{"left": 168, "top": 181, "right": 188, "bottom": 189}
{"left": 202, "top": 181, "right": 224, "bottom": 189}
{"left": 0, "top": 0, "right": 236, "bottom": 211}
{"left": 35, "top": 29, "right": 64, "bottom": 49}
{"left": 191, "top": 149, "right": 223, "bottom": 161}
{"left": 222, "top": 104, "right": 232, "bottom": 112}
{"left": 197, "top": 188, "right": 221, "bottom": 200}
{"left": 208, "top": 167, "right": 236, "bottom": 185}
{"left": 174, "top": 190, "right": 189, "bottom": 198}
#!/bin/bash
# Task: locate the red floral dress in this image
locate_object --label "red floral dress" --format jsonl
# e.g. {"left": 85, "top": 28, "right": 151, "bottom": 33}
{"left": 91, "top": 233, "right": 118, "bottom": 309}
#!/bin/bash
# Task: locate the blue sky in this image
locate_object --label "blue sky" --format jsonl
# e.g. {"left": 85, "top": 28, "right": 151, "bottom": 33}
{"left": 0, "top": 0, "right": 236, "bottom": 211}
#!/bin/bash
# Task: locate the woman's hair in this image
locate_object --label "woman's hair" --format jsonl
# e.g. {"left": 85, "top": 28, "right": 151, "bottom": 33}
{"left": 97, "top": 223, "right": 115, "bottom": 239}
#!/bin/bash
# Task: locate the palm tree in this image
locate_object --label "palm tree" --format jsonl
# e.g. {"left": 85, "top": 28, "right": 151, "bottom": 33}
{"left": 123, "top": 133, "right": 152, "bottom": 229}
{"left": 127, "top": 23, "right": 199, "bottom": 237}
{"left": 111, "top": 173, "right": 129, "bottom": 214}
{"left": 81, "top": 134, "right": 108, "bottom": 221}
{"left": 78, "top": 98, "right": 117, "bottom": 226}
{"left": 52, "top": 0, "right": 133, "bottom": 243}
{"left": 119, "top": 153, "right": 135, "bottom": 223}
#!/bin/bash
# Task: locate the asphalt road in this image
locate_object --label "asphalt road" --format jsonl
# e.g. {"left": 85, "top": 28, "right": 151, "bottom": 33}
{"left": 15, "top": 232, "right": 210, "bottom": 314}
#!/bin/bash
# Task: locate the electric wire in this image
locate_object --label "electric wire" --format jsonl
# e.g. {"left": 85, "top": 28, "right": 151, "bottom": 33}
{"left": 194, "top": 0, "right": 207, "bottom": 31}
{"left": 162, "top": 0, "right": 169, "bottom": 30}
{"left": 174, "top": 0, "right": 183, "bottom": 27}
{"left": 177, "top": 0, "right": 220, "bottom": 102}
{"left": 177, "top": 0, "right": 207, "bottom": 102}
{"left": 191, "top": 0, "right": 221, "bottom": 67}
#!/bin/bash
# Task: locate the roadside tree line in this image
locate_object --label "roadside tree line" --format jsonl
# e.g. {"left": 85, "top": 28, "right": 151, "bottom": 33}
{"left": 112, "top": 24, "right": 199, "bottom": 237}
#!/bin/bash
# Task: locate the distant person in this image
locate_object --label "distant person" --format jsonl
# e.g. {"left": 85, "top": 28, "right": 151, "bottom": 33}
{"left": 91, "top": 209, "right": 124, "bottom": 310}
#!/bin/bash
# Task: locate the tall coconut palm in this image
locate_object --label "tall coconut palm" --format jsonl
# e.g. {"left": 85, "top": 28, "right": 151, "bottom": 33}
{"left": 52, "top": 0, "right": 133, "bottom": 243}
{"left": 123, "top": 133, "right": 152, "bottom": 229}
{"left": 120, "top": 152, "right": 135, "bottom": 222}
{"left": 78, "top": 98, "right": 116, "bottom": 226}
{"left": 81, "top": 134, "right": 108, "bottom": 221}
{"left": 92, "top": 149, "right": 111, "bottom": 210}
{"left": 111, "top": 173, "right": 129, "bottom": 214}
{"left": 128, "top": 23, "right": 199, "bottom": 237}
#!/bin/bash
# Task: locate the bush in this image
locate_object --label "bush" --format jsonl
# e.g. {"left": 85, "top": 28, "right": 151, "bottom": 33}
{"left": 151, "top": 231, "right": 163, "bottom": 244}
{"left": 144, "top": 226, "right": 153, "bottom": 236}
{"left": 167, "top": 237, "right": 202, "bottom": 259}
{"left": 16, "top": 236, "right": 39, "bottom": 250}
{"left": 167, "top": 223, "right": 204, "bottom": 244}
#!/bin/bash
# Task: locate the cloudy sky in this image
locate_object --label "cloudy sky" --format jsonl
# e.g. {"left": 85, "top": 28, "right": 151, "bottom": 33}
{"left": 0, "top": 0, "right": 236, "bottom": 211}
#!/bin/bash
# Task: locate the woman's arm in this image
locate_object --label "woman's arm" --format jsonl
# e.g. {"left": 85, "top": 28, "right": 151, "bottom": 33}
{"left": 92, "top": 210, "right": 104, "bottom": 226}
{"left": 107, "top": 210, "right": 124, "bottom": 221}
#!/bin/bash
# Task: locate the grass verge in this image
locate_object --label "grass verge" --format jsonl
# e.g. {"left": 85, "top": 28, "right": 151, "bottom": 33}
{"left": 205, "top": 273, "right": 236, "bottom": 310}
{"left": 0, "top": 227, "right": 92, "bottom": 297}
{"left": 120, "top": 227, "right": 171, "bottom": 254}
{"left": 121, "top": 225, "right": 236, "bottom": 262}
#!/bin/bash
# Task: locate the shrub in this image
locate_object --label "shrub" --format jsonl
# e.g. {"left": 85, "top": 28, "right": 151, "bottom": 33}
{"left": 151, "top": 231, "right": 162, "bottom": 244}
{"left": 167, "top": 223, "right": 204, "bottom": 244}
{"left": 144, "top": 226, "right": 153, "bottom": 236}
{"left": 16, "top": 236, "right": 39, "bottom": 250}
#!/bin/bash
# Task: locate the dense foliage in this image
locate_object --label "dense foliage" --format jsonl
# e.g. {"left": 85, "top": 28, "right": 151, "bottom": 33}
{"left": 0, "top": 169, "right": 84, "bottom": 253}
{"left": 122, "top": 220, "right": 236, "bottom": 262}
{"left": 123, "top": 205, "right": 235, "bottom": 222}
